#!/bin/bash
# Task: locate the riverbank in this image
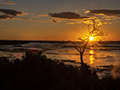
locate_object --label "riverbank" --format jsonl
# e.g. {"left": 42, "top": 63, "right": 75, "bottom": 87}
{"left": 0, "top": 50, "right": 120, "bottom": 90}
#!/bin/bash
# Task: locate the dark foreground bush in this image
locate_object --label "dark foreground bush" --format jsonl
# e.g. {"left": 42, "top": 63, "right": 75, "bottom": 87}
{"left": 0, "top": 50, "right": 119, "bottom": 90}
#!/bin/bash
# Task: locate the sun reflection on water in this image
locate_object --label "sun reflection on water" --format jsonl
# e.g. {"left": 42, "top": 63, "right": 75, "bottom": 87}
{"left": 90, "top": 50, "right": 94, "bottom": 54}
{"left": 89, "top": 50, "right": 94, "bottom": 65}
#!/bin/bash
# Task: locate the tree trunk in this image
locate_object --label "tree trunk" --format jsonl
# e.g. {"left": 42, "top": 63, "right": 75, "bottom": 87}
{"left": 80, "top": 53, "right": 84, "bottom": 64}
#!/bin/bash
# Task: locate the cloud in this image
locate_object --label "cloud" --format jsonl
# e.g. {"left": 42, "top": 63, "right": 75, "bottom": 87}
{"left": 34, "top": 20, "right": 45, "bottom": 22}
{"left": 0, "top": 8, "right": 31, "bottom": 20}
{"left": 32, "top": 15, "right": 38, "bottom": 18}
{"left": 50, "top": 19, "right": 61, "bottom": 23}
{"left": 10, "top": 17, "right": 32, "bottom": 20}
{"left": 0, "top": 0, "right": 15, "bottom": 5}
{"left": 0, "top": 15, "right": 31, "bottom": 20}
{"left": 49, "top": 12, "right": 89, "bottom": 20}
{"left": 20, "top": 17, "right": 31, "bottom": 20}
{"left": 0, "top": 8, "right": 27, "bottom": 16}
{"left": 85, "top": 9, "right": 120, "bottom": 17}
{"left": 0, "top": 15, "right": 9, "bottom": 20}
{"left": 38, "top": 14, "right": 48, "bottom": 17}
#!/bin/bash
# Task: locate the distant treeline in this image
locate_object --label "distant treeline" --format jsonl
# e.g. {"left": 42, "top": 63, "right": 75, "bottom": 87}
{"left": 0, "top": 40, "right": 82, "bottom": 45}
{"left": 0, "top": 40, "right": 120, "bottom": 45}
{"left": 98, "top": 41, "right": 120, "bottom": 44}
{"left": 0, "top": 40, "right": 29, "bottom": 45}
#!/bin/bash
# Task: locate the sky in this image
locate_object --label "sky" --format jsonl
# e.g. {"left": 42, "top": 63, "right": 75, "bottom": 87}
{"left": 0, "top": 0, "right": 120, "bottom": 41}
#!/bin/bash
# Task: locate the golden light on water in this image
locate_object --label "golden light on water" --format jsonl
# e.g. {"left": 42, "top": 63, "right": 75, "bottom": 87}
{"left": 90, "top": 56, "right": 94, "bottom": 64}
{"left": 90, "top": 50, "right": 94, "bottom": 54}
{"left": 89, "top": 50, "right": 94, "bottom": 64}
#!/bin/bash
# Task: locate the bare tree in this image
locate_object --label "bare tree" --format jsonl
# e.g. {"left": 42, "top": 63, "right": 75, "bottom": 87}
{"left": 68, "top": 19, "right": 107, "bottom": 64}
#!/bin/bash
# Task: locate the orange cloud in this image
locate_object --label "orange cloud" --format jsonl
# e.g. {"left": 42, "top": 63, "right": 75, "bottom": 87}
{"left": 105, "top": 18, "right": 111, "bottom": 20}
{"left": 0, "top": 0, "right": 15, "bottom": 5}
{"left": 38, "top": 14, "right": 48, "bottom": 17}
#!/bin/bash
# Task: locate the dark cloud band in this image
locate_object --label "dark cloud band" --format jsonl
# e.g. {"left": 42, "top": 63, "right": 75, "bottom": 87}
{"left": 0, "top": 15, "right": 9, "bottom": 20}
{"left": 85, "top": 9, "right": 120, "bottom": 17}
{"left": 49, "top": 12, "right": 89, "bottom": 20}
{"left": 0, "top": 15, "right": 31, "bottom": 20}
{"left": 0, "top": 9, "right": 26, "bottom": 16}
{"left": 0, "top": 8, "right": 31, "bottom": 20}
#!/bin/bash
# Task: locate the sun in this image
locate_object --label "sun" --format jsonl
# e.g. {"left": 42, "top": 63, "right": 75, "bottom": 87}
{"left": 89, "top": 37, "right": 94, "bottom": 41}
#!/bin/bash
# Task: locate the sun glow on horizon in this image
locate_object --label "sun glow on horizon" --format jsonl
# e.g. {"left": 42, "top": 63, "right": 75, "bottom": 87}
{"left": 89, "top": 37, "right": 94, "bottom": 41}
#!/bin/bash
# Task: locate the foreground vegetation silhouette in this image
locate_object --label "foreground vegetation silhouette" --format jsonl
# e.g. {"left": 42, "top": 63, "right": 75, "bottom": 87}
{"left": 0, "top": 50, "right": 120, "bottom": 90}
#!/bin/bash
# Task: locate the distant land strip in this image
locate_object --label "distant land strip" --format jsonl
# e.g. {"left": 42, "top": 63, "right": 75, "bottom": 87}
{"left": 0, "top": 40, "right": 120, "bottom": 45}
{"left": 0, "top": 40, "right": 70, "bottom": 45}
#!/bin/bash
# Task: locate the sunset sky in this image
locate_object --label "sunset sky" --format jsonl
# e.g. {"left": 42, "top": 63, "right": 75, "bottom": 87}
{"left": 0, "top": 0, "right": 120, "bottom": 41}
